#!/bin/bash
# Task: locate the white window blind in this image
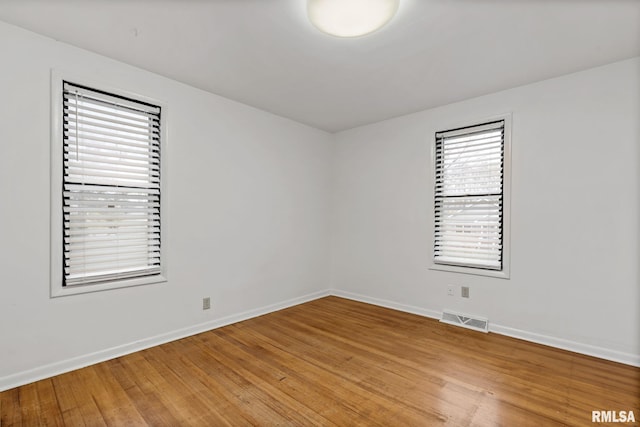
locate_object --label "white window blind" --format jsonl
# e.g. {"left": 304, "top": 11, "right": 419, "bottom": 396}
{"left": 434, "top": 120, "right": 504, "bottom": 270}
{"left": 62, "top": 81, "right": 162, "bottom": 287}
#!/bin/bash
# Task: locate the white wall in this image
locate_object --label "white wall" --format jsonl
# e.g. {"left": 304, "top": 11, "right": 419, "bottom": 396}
{"left": 330, "top": 57, "right": 640, "bottom": 365}
{"left": 0, "top": 21, "right": 333, "bottom": 389}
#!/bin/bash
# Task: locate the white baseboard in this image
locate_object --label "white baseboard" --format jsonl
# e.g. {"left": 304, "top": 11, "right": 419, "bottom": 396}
{"left": 489, "top": 324, "right": 640, "bottom": 367}
{"left": 2, "top": 287, "right": 637, "bottom": 391}
{"left": 329, "top": 289, "right": 640, "bottom": 368}
{"left": 330, "top": 289, "right": 441, "bottom": 320}
{"left": 0, "top": 289, "right": 331, "bottom": 392}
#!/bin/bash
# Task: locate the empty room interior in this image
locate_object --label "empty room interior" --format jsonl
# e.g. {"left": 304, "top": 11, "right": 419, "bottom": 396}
{"left": 0, "top": 0, "right": 639, "bottom": 425}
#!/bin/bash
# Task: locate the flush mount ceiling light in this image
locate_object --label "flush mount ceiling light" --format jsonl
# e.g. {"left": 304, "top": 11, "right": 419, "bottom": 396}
{"left": 307, "top": 0, "right": 400, "bottom": 38}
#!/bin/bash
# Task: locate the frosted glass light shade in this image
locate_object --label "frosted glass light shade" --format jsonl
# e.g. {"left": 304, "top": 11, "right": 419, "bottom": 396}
{"left": 308, "top": 0, "right": 400, "bottom": 38}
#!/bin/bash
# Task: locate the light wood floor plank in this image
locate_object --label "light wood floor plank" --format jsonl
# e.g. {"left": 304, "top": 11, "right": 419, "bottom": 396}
{"left": 34, "top": 380, "right": 65, "bottom": 427}
{"left": 1, "top": 296, "right": 638, "bottom": 426}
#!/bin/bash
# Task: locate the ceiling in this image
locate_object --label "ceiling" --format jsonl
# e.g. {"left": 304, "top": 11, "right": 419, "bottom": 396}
{"left": 0, "top": 0, "right": 638, "bottom": 132}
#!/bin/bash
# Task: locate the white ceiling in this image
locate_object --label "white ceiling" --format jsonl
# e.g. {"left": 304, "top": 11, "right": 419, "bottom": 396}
{"left": 0, "top": 0, "right": 639, "bottom": 132}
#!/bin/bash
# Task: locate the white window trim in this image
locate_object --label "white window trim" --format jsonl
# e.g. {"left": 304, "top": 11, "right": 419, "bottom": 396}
{"left": 50, "top": 69, "right": 168, "bottom": 297}
{"left": 428, "top": 113, "right": 511, "bottom": 279}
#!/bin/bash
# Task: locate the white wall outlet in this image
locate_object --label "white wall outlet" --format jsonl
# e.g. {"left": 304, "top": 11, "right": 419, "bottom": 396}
{"left": 461, "top": 286, "right": 470, "bottom": 298}
{"left": 203, "top": 297, "right": 211, "bottom": 310}
{"left": 447, "top": 285, "right": 455, "bottom": 297}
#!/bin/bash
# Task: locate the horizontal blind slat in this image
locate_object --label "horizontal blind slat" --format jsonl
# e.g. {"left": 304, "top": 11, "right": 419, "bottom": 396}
{"left": 65, "top": 153, "right": 159, "bottom": 170}
{"left": 64, "top": 100, "right": 157, "bottom": 126}
{"left": 65, "top": 125, "right": 161, "bottom": 143}
{"left": 65, "top": 161, "right": 159, "bottom": 176}
{"left": 64, "top": 132, "right": 160, "bottom": 152}
{"left": 65, "top": 110, "right": 156, "bottom": 134}
{"left": 64, "top": 186, "right": 160, "bottom": 195}
{"left": 66, "top": 230, "right": 160, "bottom": 238}
{"left": 66, "top": 262, "right": 160, "bottom": 277}
{"left": 435, "top": 121, "right": 504, "bottom": 139}
{"left": 64, "top": 83, "right": 160, "bottom": 115}
{"left": 64, "top": 115, "right": 160, "bottom": 134}
{"left": 439, "top": 134, "right": 503, "bottom": 149}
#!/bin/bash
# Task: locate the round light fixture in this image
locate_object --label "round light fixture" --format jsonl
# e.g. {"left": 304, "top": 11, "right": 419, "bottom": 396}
{"left": 307, "top": 0, "right": 400, "bottom": 38}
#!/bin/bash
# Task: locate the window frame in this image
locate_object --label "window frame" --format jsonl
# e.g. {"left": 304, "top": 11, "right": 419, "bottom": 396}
{"left": 428, "top": 114, "right": 511, "bottom": 279}
{"left": 50, "top": 70, "right": 168, "bottom": 297}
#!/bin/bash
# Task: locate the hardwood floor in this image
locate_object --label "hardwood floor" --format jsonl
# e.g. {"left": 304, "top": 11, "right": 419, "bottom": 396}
{"left": 1, "top": 296, "right": 639, "bottom": 426}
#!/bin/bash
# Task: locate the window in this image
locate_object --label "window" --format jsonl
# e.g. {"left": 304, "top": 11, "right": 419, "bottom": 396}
{"left": 431, "top": 117, "right": 510, "bottom": 278}
{"left": 51, "top": 75, "right": 166, "bottom": 296}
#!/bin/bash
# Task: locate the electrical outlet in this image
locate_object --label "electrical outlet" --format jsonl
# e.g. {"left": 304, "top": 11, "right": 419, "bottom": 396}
{"left": 447, "top": 285, "right": 455, "bottom": 297}
{"left": 461, "top": 287, "right": 470, "bottom": 298}
{"left": 203, "top": 297, "right": 211, "bottom": 310}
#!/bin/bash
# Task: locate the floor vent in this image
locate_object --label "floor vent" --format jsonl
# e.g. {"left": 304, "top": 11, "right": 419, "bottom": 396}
{"left": 440, "top": 310, "right": 488, "bottom": 333}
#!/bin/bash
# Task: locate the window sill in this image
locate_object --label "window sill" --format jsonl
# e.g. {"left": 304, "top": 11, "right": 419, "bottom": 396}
{"left": 429, "top": 263, "right": 510, "bottom": 279}
{"left": 50, "top": 275, "right": 167, "bottom": 298}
